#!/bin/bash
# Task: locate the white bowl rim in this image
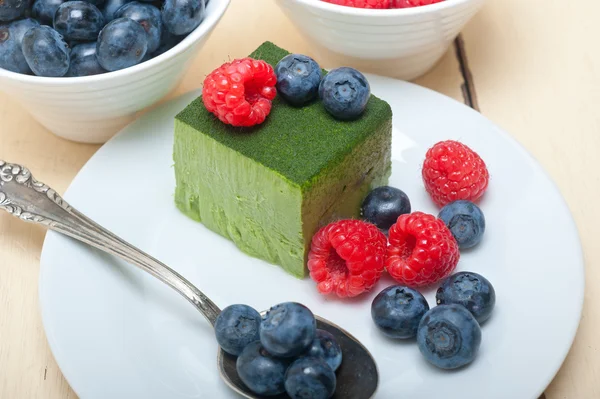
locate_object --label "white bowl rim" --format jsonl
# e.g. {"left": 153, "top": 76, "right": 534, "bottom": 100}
{"left": 281, "top": 0, "right": 480, "bottom": 17}
{"left": 0, "top": 0, "right": 231, "bottom": 86}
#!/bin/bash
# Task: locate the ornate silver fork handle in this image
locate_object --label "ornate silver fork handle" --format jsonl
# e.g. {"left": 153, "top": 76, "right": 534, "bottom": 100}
{"left": 0, "top": 160, "right": 221, "bottom": 326}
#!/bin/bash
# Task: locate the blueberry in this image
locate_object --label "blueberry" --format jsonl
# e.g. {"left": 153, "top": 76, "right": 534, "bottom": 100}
{"left": 361, "top": 186, "right": 411, "bottom": 231}
{"left": 0, "top": 0, "right": 28, "bottom": 22}
{"left": 259, "top": 302, "right": 316, "bottom": 358}
{"left": 101, "top": 0, "right": 130, "bottom": 21}
{"left": 8, "top": 17, "right": 40, "bottom": 41}
{"left": 436, "top": 272, "right": 496, "bottom": 324}
{"left": 0, "top": 18, "right": 39, "bottom": 73}
{"left": 65, "top": 42, "right": 105, "bottom": 76}
{"left": 438, "top": 200, "right": 485, "bottom": 249}
{"left": 319, "top": 67, "right": 370, "bottom": 120}
{"left": 54, "top": 1, "right": 104, "bottom": 41}
{"left": 32, "top": 0, "right": 65, "bottom": 25}
{"left": 150, "top": 27, "right": 182, "bottom": 56}
{"left": 275, "top": 54, "right": 322, "bottom": 106}
{"left": 417, "top": 304, "right": 482, "bottom": 370}
{"left": 96, "top": 17, "right": 147, "bottom": 71}
{"left": 236, "top": 340, "right": 288, "bottom": 396}
{"left": 371, "top": 285, "right": 429, "bottom": 339}
{"left": 214, "top": 304, "right": 261, "bottom": 356}
{"left": 161, "top": 0, "right": 204, "bottom": 36}
{"left": 83, "top": 0, "right": 106, "bottom": 7}
{"left": 22, "top": 25, "right": 70, "bottom": 76}
{"left": 284, "top": 357, "right": 336, "bottom": 399}
{"left": 115, "top": 2, "right": 161, "bottom": 52}
{"left": 302, "top": 329, "right": 342, "bottom": 371}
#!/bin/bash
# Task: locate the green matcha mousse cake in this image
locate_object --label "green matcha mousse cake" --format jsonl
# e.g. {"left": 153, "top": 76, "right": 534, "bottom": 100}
{"left": 173, "top": 42, "right": 392, "bottom": 278}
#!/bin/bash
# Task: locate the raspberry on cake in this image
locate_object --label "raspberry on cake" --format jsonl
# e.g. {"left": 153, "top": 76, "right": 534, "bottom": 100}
{"left": 173, "top": 42, "right": 392, "bottom": 278}
{"left": 202, "top": 57, "right": 277, "bottom": 127}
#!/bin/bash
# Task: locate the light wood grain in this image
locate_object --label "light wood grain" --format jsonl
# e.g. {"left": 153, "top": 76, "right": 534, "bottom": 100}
{"left": 460, "top": 1, "right": 600, "bottom": 398}
{"left": 0, "top": 0, "right": 594, "bottom": 397}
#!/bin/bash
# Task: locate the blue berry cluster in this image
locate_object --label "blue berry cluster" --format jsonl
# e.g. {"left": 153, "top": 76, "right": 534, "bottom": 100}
{"left": 215, "top": 302, "right": 341, "bottom": 398}
{"left": 275, "top": 53, "right": 371, "bottom": 120}
{"left": 371, "top": 274, "right": 495, "bottom": 370}
{"left": 363, "top": 183, "right": 495, "bottom": 370}
{"left": 0, "top": 0, "right": 209, "bottom": 77}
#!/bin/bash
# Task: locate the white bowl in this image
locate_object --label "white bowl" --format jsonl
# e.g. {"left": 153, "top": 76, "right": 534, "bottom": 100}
{"left": 276, "top": 0, "right": 486, "bottom": 80}
{"left": 0, "top": 0, "right": 230, "bottom": 144}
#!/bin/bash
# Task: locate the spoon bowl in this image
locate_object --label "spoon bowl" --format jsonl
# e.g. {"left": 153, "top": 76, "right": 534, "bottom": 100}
{"left": 218, "top": 315, "right": 379, "bottom": 399}
{"left": 0, "top": 160, "right": 379, "bottom": 399}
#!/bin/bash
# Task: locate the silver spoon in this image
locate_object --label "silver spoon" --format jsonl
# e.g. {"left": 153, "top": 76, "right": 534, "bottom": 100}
{"left": 0, "top": 160, "right": 378, "bottom": 399}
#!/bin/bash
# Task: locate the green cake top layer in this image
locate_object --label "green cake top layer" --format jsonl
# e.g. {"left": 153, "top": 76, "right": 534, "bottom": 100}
{"left": 176, "top": 41, "right": 392, "bottom": 189}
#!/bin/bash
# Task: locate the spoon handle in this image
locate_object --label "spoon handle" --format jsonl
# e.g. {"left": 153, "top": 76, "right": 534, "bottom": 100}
{"left": 0, "top": 160, "right": 221, "bottom": 326}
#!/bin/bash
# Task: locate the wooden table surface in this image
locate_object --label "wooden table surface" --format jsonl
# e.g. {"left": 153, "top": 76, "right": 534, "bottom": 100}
{"left": 1, "top": 0, "right": 598, "bottom": 398}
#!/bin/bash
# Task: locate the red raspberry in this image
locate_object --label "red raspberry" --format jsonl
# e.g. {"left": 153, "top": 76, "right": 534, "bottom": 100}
{"left": 322, "top": 0, "right": 391, "bottom": 9}
{"left": 202, "top": 58, "right": 277, "bottom": 127}
{"left": 422, "top": 140, "right": 489, "bottom": 207}
{"left": 391, "top": 0, "right": 443, "bottom": 8}
{"left": 308, "top": 220, "right": 387, "bottom": 298}
{"left": 386, "top": 212, "right": 459, "bottom": 288}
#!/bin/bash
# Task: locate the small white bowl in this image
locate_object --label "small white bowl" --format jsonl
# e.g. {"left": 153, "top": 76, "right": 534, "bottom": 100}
{"left": 276, "top": 0, "right": 486, "bottom": 80}
{"left": 0, "top": 0, "right": 230, "bottom": 144}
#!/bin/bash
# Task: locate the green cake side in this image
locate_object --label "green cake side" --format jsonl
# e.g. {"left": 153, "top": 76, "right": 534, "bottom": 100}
{"left": 174, "top": 41, "right": 392, "bottom": 278}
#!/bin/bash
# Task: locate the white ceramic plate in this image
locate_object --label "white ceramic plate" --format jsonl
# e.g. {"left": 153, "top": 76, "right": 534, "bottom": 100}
{"left": 39, "top": 77, "right": 584, "bottom": 399}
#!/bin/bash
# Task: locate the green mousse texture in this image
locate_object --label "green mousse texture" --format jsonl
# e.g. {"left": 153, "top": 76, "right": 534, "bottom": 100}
{"left": 173, "top": 41, "right": 392, "bottom": 278}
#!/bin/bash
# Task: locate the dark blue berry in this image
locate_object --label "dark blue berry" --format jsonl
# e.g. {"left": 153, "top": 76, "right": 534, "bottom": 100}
{"left": 303, "top": 329, "right": 342, "bottom": 371}
{"left": 236, "top": 341, "right": 288, "bottom": 396}
{"left": 22, "top": 25, "right": 70, "bottom": 76}
{"left": 115, "top": 2, "right": 161, "bottom": 52}
{"left": 101, "top": 0, "right": 130, "bottom": 21}
{"left": 436, "top": 272, "right": 496, "bottom": 324}
{"left": 66, "top": 41, "right": 105, "bottom": 76}
{"left": 259, "top": 302, "right": 316, "bottom": 358}
{"left": 96, "top": 17, "right": 147, "bottom": 71}
{"left": 319, "top": 66, "right": 370, "bottom": 120}
{"left": 417, "top": 304, "right": 481, "bottom": 370}
{"left": 275, "top": 53, "right": 322, "bottom": 106}
{"left": 161, "top": 0, "right": 204, "bottom": 36}
{"left": 0, "top": 18, "right": 39, "bottom": 73}
{"left": 361, "top": 186, "right": 411, "bottom": 231}
{"left": 372, "top": 285, "right": 429, "bottom": 339}
{"left": 8, "top": 17, "right": 39, "bottom": 41}
{"left": 284, "top": 357, "right": 336, "bottom": 399}
{"left": 83, "top": 0, "right": 106, "bottom": 7}
{"left": 214, "top": 304, "right": 261, "bottom": 356}
{"left": 54, "top": 1, "right": 104, "bottom": 41}
{"left": 32, "top": 0, "right": 65, "bottom": 25}
{"left": 438, "top": 200, "right": 485, "bottom": 249}
{"left": 150, "top": 27, "right": 182, "bottom": 56}
{"left": 0, "top": 0, "right": 28, "bottom": 22}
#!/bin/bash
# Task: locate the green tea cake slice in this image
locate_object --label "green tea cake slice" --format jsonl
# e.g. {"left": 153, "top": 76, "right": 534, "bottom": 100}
{"left": 173, "top": 41, "right": 392, "bottom": 278}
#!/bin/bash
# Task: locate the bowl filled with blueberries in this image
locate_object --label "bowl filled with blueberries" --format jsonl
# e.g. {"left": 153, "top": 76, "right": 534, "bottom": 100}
{"left": 0, "top": 0, "right": 230, "bottom": 143}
